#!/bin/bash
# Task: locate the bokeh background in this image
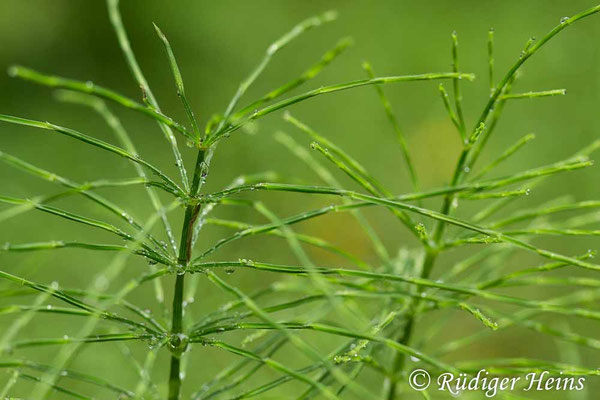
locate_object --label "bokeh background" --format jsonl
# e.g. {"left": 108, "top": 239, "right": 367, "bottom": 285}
{"left": 1, "top": 0, "right": 600, "bottom": 398}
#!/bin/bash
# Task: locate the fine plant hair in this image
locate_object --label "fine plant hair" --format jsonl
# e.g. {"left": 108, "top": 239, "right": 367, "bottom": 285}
{"left": 1, "top": 1, "right": 600, "bottom": 399}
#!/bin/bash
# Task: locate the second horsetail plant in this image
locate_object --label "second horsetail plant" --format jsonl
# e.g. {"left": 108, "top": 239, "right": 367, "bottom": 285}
{"left": 1, "top": 1, "right": 600, "bottom": 399}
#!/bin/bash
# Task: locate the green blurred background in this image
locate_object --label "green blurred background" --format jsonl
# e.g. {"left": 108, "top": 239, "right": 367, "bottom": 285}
{"left": 1, "top": 0, "right": 599, "bottom": 398}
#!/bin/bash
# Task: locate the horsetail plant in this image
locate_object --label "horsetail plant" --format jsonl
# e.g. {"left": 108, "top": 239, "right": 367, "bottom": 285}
{"left": 1, "top": 1, "right": 600, "bottom": 399}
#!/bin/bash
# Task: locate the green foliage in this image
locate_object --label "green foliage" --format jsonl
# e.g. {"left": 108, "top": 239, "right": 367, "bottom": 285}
{"left": 1, "top": 1, "right": 600, "bottom": 399}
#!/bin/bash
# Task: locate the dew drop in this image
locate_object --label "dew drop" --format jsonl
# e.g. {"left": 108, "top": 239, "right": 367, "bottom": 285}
{"left": 147, "top": 258, "right": 158, "bottom": 266}
{"left": 525, "top": 188, "right": 531, "bottom": 196}
{"left": 200, "top": 162, "right": 209, "bottom": 178}
{"left": 410, "top": 356, "right": 421, "bottom": 362}
{"left": 224, "top": 268, "right": 235, "bottom": 275}
{"left": 147, "top": 336, "right": 159, "bottom": 349}
{"left": 121, "top": 212, "right": 134, "bottom": 224}
{"left": 587, "top": 249, "right": 595, "bottom": 258}
{"left": 560, "top": 16, "right": 569, "bottom": 24}
{"left": 168, "top": 263, "right": 186, "bottom": 275}
{"left": 464, "top": 166, "right": 470, "bottom": 173}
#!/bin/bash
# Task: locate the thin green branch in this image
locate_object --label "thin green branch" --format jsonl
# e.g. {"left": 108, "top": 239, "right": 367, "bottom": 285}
{"left": 451, "top": 31, "right": 467, "bottom": 140}
{"left": 195, "top": 261, "right": 600, "bottom": 324}
{"left": 106, "top": 0, "right": 190, "bottom": 190}
{"left": 0, "top": 194, "right": 170, "bottom": 265}
{"left": 362, "top": 61, "right": 419, "bottom": 193}
{"left": 0, "top": 150, "right": 172, "bottom": 256}
{"left": 19, "top": 373, "right": 93, "bottom": 400}
{"left": 1, "top": 241, "right": 129, "bottom": 253}
{"left": 470, "top": 133, "right": 536, "bottom": 180}
{"left": 274, "top": 131, "right": 391, "bottom": 264}
{"left": 205, "top": 217, "right": 370, "bottom": 270}
{"left": 0, "top": 359, "right": 134, "bottom": 397}
{"left": 213, "top": 10, "right": 338, "bottom": 138}
{"left": 438, "top": 83, "right": 461, "bottom": 132}
{"left": 207, "top": 72, "right": 475, "bottom": 145}
{"left": 8, "top": 66, "right": 193, "bottom": 140}
{"left": 153, "top": 24, "right": 202, "bottom": 143}
{"left": 488, "top": 28, "right": 495, "bottom": 93}
{"left": 499, "top": 89, "right": 566, "bottom": 100}
{"left": 12, "top": 333, "right": 150, "bottom": 349}
{"left": 192, "top": 320, "right": 457, "bottom": 373}
{"left": 0, "top": 270, "right": 163, "bottom": 337}
{"left": 233, "top": 37, "right": 353, "bottom": 119}
{"left": 204, "top": 271, "right": 377, "bottom": 400}
{"left": 0, "top": 114, "right": 183, "bottom": 195}
{"left": 200, "top": 339, "right": 342, "bottom": 400}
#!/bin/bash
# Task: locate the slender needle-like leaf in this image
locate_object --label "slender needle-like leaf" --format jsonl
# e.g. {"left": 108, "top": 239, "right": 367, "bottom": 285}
{"left": 106, "top": 0, "right": 190, "bottom": 190}
{"left": 499, "top": 89, "right": 566, "bottom": 100}
{"left": 208, "top": 72, "right": 475, "bottom": 145}
{"left": 0, "top": 114, "right": 183, "bottom": 195}
{"left": 362, "top": 61, "right": 420, "bottom": 193}
{"left": 8, "top": 66, "right": 193, "bottom": 140}
{"left": 234, "top": 37, "right": 353, "bottom": 119}
{"left": 153, "top": 24, "right": 202, "bottom": 143}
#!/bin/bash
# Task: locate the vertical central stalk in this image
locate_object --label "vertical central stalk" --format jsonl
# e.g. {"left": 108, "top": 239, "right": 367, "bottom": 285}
{"left": 384, "top": 249, "right": 437, "bottom": 399}
{"left": 167, "top": 149, "right": 207, "bottom": 400}
{"left": 385, "top": 119, "right": 467, "bottom": 399}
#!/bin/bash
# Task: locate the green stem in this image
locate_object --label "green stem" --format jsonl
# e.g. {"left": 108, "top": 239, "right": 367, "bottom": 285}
{"left": 385, "top": 315, "right": 414, "bottom": 400}
{"left": 382, "top": 8, "right": 600, "bottom": 397}
{"left": 168, "top": 356, "right": 182, "bottom": 400}
{"left": 168, "top": 149, "right": 207, "bottom": 400}
{"left": 384, "top": 249, "right": 437, "bottom": 399}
